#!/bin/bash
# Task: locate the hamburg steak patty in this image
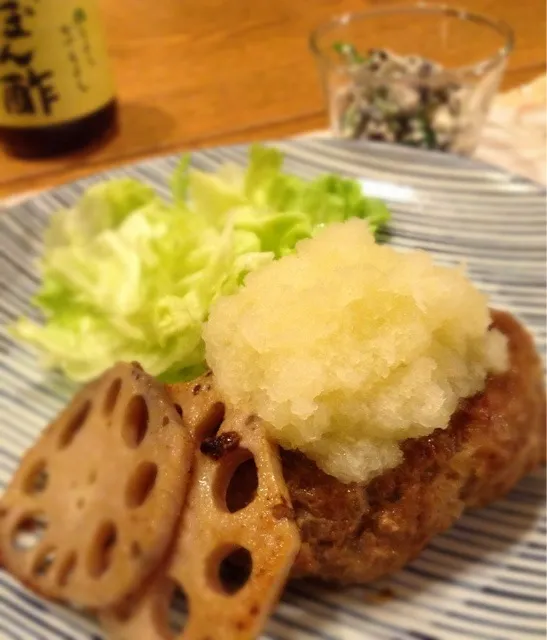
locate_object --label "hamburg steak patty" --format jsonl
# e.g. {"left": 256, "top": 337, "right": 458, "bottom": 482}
{"left": 283, "top": 310, "right": 546, "bottom": 584}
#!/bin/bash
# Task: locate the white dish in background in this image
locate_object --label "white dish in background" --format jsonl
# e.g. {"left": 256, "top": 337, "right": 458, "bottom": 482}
{"left": 0, "top": 138, "right": 545, "bottom": 640}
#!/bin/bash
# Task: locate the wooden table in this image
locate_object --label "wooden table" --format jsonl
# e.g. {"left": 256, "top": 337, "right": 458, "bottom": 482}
{"left": 0, "top": 0, "right": 545, "bottom": 197}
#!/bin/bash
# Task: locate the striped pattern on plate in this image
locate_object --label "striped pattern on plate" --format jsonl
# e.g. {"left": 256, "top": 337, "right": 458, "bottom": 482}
{"left": 0, "top": 139, "right": 545, "bottom": 640}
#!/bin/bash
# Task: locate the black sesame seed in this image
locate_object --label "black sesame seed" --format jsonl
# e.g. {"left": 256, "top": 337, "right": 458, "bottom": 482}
{"left": 376, "top": 86, "right": 388, "bottom": 100}
{"left": 434, "top": 88, "right": 449, "bottom": 104}
{"left": 368, "top": 132, "right": 387, "bottom": 141}
{"left": 353, "top": 113, "right": 370, "bottom": 139}
{"left": 418, "top": 86, "right": 431, "bottom": 105}
{"left": 418, "top": 62, "right": 433, "bottom": 77}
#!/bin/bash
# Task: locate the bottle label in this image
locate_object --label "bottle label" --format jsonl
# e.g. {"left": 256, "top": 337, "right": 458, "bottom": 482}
{"left": 0, "top": 1, "right": 115, "bottom": 127}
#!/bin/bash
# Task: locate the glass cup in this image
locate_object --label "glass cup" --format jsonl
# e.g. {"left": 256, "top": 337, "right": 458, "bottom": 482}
{"left": 310, "top": 4, "right": 514, "bottom": 154}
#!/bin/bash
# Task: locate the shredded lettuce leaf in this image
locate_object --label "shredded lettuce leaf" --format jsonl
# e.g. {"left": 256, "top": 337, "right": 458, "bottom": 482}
{"left": 13, "top": 144, "right": 390, "bottom": 382}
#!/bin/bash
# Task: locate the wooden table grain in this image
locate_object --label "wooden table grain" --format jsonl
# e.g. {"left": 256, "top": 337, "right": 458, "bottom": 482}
{"left": 0, "top": 0, "right": 545, "bottom": 197}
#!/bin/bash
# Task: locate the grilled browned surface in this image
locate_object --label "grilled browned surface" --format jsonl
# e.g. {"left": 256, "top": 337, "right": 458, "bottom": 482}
{"left": 283, "top": 310, "right": 546, "bottom": 584}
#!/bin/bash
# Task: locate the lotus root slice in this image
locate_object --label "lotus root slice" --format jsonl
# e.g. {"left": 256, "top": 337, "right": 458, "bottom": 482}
{"left": 101, "top": 375, "right": 300, "bottom": 639}
{"left": 0, "top": 362, "right": 195, "bottom": 609}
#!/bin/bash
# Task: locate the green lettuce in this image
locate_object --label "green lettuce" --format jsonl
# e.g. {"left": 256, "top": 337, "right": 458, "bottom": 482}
{"left": 13, "top": 144, "right": 390, "bottom": 382}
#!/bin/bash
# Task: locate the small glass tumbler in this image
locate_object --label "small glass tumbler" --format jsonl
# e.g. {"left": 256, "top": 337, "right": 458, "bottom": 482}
{"left": 310, "top": 4, "right": 513, "bottom": 154}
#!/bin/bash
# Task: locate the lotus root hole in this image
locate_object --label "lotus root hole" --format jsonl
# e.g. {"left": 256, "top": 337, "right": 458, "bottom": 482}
{"left": 59, "top": 400, "right": 91, "bottom": 449}
{"left": 57, "top": 551, "right": 77, "bottom": 587}
{"left": 32, "top": 546, "right": 56, "bottom": 577}
{"left": 11, "top": 513, "right": 48, "bottom": 551}
{"left": 122, "top": 395, "right": 149, "bottom": 447}
{"left": 103, "top": 378, "right": 122, "bottom": 416}
{"left": 23, "top": 459, "right": 49, "bottom": 495}
{"left": 208, "top": 545, "right": 253, "bottom": 595}
{"left": 214, "top": 450, "right": 258, "bottom": 513}
{"left": 87, "top": 521, "right": 117, "bottom": 578}
{"left": 174, "top": 404, "right": 183, "bottom": 418}
{"left": 196, "top": 402, "right": 225, "bottom": 441}
{"left": 125, "top": 461, "right": 158, "bottom": 508}
{"left": 166, "top": 579, "right": 189, "bottom": 635}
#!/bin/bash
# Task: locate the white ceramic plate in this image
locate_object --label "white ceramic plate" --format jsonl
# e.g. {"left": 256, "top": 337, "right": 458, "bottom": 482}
{"left": 0, "top": 139, "right": 545, "bottom": 640}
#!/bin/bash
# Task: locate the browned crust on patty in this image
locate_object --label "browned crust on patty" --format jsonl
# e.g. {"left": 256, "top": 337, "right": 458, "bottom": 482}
{"left": 283, "top": 310, "right": 546, "bottom": 584}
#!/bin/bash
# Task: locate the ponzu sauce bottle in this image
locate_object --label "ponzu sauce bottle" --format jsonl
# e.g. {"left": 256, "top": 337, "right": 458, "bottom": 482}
{"left": 0, "top": 0, "right": 117, "bottom": 158}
